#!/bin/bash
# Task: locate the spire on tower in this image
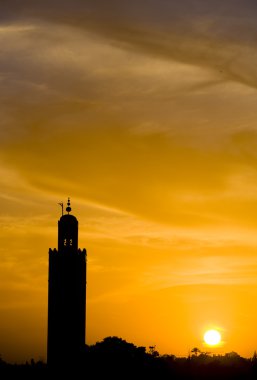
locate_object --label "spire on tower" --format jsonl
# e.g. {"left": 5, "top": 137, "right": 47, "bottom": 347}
{"left": 66, "top": 197, "right": 72, "bottom": 214}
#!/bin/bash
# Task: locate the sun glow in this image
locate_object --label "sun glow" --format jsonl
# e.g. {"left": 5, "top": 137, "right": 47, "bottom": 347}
{"left": 204, "top": 330, "right": 221, "bottom": 346}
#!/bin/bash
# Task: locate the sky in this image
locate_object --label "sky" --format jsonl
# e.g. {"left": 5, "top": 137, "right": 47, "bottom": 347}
{"left": 1, "top": 0, "right": 257, "bottom": 362}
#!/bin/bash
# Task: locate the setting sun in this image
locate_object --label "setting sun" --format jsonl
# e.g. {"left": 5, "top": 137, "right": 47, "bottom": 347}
{"left": 204, "top": 330, "right": 221, "bottom": 346}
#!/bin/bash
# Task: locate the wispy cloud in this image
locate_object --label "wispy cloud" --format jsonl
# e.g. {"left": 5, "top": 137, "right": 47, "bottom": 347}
{"left": 2, "top": 1, "right": 257, "bottom": 88}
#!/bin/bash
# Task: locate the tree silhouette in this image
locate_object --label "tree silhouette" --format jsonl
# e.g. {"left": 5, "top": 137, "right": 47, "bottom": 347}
{"left": 191, "top": 347, "right": 201, "bottom": 356}
{"left": 2, "top": 338, "right": 257, "bottom": 379}
{"left": 149, "top": 345, "right": 159, "bottom": 357}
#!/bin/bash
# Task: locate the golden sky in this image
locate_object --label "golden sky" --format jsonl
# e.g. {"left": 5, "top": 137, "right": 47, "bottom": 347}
{"left": 1, "top": 0, "right": 257, "bottom": 362}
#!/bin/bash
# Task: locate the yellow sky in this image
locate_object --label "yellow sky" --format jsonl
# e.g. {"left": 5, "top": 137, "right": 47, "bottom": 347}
{"left": 1, "top": 0, "right": 257, "bottom": 363}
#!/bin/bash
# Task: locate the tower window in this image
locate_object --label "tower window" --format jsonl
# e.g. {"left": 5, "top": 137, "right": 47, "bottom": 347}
{"left": 63, "top": 238, "right": 73, "bottom": 246}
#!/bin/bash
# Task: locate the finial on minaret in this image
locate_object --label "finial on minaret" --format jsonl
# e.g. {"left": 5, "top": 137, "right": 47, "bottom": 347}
{"left": 66, "top": 197, "right": 72, "bottom": 214}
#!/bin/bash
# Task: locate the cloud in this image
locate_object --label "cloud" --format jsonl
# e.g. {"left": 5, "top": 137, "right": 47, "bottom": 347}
{"left": 2, "top": 1, "right": 257, "bottom": 88}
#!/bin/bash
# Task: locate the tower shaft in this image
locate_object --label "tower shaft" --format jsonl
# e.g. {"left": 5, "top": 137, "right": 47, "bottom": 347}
{"left": 47, "top": 201, "right": 86, "bottom": 367}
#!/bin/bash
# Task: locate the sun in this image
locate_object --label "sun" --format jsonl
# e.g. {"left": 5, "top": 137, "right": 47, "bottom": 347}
{"left": 204, "top": 329, "right": 221, "bottom": 346}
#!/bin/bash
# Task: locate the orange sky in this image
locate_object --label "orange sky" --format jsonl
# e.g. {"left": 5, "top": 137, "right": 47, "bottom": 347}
{"left": 2, "top": 0, "right": 257, "bottom": 363}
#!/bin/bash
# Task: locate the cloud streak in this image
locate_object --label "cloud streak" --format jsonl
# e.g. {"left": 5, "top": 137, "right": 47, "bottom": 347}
{"left": 2, "top": 1, "right": 257, "bottom": 88}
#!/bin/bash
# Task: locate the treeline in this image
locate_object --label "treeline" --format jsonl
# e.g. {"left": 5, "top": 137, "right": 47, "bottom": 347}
{"left": 2, "top": 336, "right": 257, "bottom": 379}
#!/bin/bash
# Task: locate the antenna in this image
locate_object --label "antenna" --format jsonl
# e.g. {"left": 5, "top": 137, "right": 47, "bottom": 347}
{"left": 58, "top": 202, "right": 64, "bottom": 216}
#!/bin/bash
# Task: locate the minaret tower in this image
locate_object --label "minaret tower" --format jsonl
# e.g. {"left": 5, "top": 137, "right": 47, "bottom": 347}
{"left": 47, "top": 198, "right": 86, "bottom": 367}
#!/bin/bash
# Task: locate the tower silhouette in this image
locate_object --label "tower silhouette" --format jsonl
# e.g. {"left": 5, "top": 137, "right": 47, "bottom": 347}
{"left": 47, "top": 199, "right": 86, "bottom": 367}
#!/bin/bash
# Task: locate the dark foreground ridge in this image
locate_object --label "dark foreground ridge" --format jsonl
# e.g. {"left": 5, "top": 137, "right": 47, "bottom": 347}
{"left": 2, "top": 336, "right": 257, "bottom": 379}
